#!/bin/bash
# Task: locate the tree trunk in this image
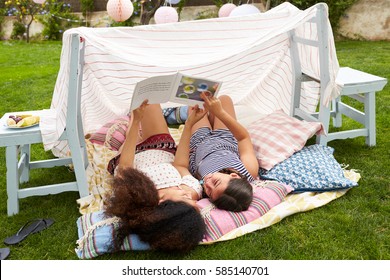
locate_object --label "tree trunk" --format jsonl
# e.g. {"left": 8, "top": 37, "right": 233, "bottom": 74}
{"left": 25, "top": 14, "right": 34, "bottom": 43}
{"left": 140, "top": 0, "right": 166, "bottom": 25}
{"left": 266, "top": 0, "right": 271, "bottom": 11}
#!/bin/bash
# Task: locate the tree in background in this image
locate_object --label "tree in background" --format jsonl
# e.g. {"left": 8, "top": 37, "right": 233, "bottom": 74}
{"left": 4, "top": 0, "right": 45, "bottom": 42}
{"left": 37, "top": 0, "right": 79, "bottom": 40}
{"left": 139, "top": 0, "right": 165, "bottom": 25}
{"left": 288, "top": 0, "right": 358, "bottom": 32}
{"left": 5, "top": 0, "right": 79, "bottom": 41}
{"left": 80, "top": 0, "right": 94, "bottom": 26}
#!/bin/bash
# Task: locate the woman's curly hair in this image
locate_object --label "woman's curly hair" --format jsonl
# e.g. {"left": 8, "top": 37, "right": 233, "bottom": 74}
{"left": 105, "top": 167, "right": 205, "bottom": 253}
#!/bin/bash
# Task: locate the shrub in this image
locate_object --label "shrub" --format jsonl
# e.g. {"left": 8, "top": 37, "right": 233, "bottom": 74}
{"left": 80, "top": 0, "right": 94, "bottom": 27}
{"left": 0, "top": 6, "right": 5, "bottom": 39}
{"left": 11, "top": 20, "right": 25, "bottom": 40}
{"left": 289, "top": 0, "right": 358, "bottom": 32}
{"left": 5, "top": 0, "right": 46, "bottom": 42}
{"left": 216, "top": 0, "right": 358, "bottom": 32}
{"left": 37, "top": 0, "right": 80, "bottom": 40}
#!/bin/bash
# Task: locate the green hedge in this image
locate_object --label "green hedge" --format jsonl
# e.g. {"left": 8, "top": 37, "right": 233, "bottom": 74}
{"left": 217, "top": 0, "right": 358, "bottom": 32}
{"left": 288, "top": 0, "right": 358, "bottom": 32}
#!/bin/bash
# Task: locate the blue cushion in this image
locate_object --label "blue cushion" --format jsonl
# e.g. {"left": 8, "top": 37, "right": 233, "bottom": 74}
{"left": 259, "top": 144, "right": 358, "bottom": 192}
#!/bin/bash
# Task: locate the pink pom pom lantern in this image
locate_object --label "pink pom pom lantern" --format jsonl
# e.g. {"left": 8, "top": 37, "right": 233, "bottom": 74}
{"left": 229, "top": 4, "right": 261, "bottom": 17}
{"left": 107, "top": 0, "right": 134, "bottom": 22}
{"left": 33, "top": 0, "right": 46, "bottom": 4}
{"left": 154, "top": 6, "right": 179, "bottom": 24}
{"left": 218, "top": 3, "right": 237, "bottom": 18}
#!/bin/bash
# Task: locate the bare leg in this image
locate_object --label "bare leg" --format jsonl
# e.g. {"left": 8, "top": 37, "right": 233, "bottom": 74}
{"left": 140, "top": 104, "right": 169, "bottom": 140}
{"left": 209, "top": 95, "right": 237, "bottom": 130}
{"left": 188, "top": 106, "right": 212, "bottom": 135}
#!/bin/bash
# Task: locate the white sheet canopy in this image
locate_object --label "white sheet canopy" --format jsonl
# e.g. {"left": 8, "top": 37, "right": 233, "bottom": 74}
{"left": 41, "top": 2, "right": 340, "bottom": 157}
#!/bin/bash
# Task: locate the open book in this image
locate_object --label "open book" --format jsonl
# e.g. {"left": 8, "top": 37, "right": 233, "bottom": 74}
{"left": 129, "top": 72, "right": 222, "bottom": 111}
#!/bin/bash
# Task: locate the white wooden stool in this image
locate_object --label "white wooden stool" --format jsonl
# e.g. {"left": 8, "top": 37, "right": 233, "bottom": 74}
{"left": 318, "top": 67, "right": 387, "bottom": 146}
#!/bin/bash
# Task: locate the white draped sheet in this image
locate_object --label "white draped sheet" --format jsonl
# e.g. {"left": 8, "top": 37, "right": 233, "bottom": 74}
{"left": 40, "top": 3, "right": 339, "bottom": 157}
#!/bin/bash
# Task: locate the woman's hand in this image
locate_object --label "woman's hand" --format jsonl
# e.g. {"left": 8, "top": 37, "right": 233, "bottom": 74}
{"left": 132, "top": 99, "right": 149, "bottom": 123}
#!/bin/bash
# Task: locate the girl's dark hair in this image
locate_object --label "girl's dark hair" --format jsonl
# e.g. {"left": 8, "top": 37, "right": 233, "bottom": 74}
{"left": 105, "top": 167, "right": 205, "bottom": 253}
{"left": 212, "top": 168, "right": 253, "bottom": 212}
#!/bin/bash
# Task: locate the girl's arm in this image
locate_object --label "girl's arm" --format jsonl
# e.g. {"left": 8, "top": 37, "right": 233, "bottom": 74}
{"left": 202, "top": 94, "right": 259, "bottom": 177}
{"left": 173, "top": 105, "right": 207, "bottom": 169}
{"left": 173, "top": 106, "right": 207, "bottom": 200}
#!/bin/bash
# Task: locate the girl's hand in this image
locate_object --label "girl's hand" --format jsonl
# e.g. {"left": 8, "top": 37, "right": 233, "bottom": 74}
{"left": 200, "top": 92, "right": 224, "bottom": 117}
{"left": 186, "top": 105, "right": 207, "bottom": 126}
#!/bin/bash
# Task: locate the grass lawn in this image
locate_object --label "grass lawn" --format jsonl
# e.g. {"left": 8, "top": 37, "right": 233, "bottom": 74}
{"left": 0, "top": 40, "right": 389, "bottom": 260}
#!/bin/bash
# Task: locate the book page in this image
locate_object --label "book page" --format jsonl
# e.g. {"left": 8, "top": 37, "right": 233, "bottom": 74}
{"left": 129, "top": 74, "right": 176, "bottom": 111}
{"left": 170, "top": 74, "right": 222, "bottom": 107}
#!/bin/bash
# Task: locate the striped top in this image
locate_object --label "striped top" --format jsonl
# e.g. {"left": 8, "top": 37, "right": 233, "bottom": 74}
{"left": 189, "top": 128, "right": 255, "bottom": 182}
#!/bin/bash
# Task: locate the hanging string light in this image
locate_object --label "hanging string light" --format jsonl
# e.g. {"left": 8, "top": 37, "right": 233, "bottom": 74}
{"left": 106, "top": 0, "right": 134, "bottom": 22}
{"left": 154, "top": 1, "right": 179, "bottom": 24}
{"left": 48, "top": 13, "right": 105, "bottom": 24}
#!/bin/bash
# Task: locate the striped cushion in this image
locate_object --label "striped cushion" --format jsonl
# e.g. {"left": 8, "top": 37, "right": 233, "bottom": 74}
{"left": 89, "top": 116, "right": 130, "bottom": 151}
{"left": 198, "top": 180, "right": 293, "bottom": 242}
{"left": 247, "top": 110, "right": 323, "bottom": 170}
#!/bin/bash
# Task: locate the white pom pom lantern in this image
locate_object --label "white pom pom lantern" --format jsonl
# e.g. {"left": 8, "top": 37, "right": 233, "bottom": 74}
{"left": 107, "top": 0, "right": 134, "bottom": 22}
{"left": 33, "top": 0, "right": 46, "bottom": 4}
{"left": 218, "top": 3, "right": 237, "bottom": 18}
{"left": 154, "top": 6, "right": 179, "bottom": 24}
{"left": 229, "top": 4, "right": 261, "bottom": 17}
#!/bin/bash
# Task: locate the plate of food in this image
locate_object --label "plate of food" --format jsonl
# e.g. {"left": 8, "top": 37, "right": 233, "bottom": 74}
{"left": 5, "top": 115, "right": 40, "bottom": 129}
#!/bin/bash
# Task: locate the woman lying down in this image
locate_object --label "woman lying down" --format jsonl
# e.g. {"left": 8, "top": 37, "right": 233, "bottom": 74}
{"left": 105, "top": 94, "right": 258, "bottom": 253}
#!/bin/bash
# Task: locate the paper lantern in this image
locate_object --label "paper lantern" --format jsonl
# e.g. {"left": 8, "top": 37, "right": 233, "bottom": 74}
{"left": 166, "top": 0, "right": 181, "bottom": 4}
{"left": 33, "top": 0, "right": 46, "bottom": 4}
{"left": 154, "top": 6, "right": 179, "bottom": 24}
{"left": 218, "top": 3, "right": 237, "bottom": 17}
{"left": 107, "top": 0, "right": 134, "bottom": 22}
{"left": 229, "top": 4, "right": 261, "bottom": 17}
